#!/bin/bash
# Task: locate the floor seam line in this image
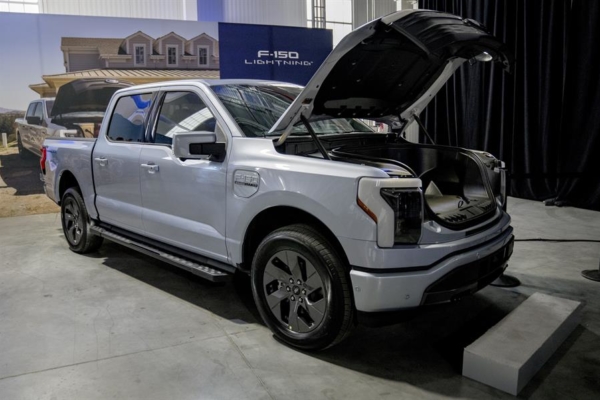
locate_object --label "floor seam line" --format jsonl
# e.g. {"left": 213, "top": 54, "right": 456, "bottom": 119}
{"left": 224, "top": 333, "right": 276, "bottom": 400}
{"left": 0, "top": 332, "right": 229, "bottom": 382}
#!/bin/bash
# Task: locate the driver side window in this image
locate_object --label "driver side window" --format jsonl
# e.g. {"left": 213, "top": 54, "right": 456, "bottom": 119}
{"left": 154, "top": 91, "right": 216, "bottom": 145}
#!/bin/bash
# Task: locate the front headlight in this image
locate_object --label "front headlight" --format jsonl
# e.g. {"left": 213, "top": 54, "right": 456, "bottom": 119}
{"left": 357, "top": 177, "right": 423, "bottom": 247}
{"left": 380, "top": 188, "right": 423, "bottom": 244}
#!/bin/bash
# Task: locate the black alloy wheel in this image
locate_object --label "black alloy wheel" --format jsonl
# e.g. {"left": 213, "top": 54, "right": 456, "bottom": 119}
{"left": 60, "top": 187, "right": 103, "bottom": 253}
{"left": 251, "top": 224, "right": 354, "bottom": 350}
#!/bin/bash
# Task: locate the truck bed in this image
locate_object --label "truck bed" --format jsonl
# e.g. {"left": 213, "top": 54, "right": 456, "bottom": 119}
{"left": 42, "top": 137, "right": 98, "bottom": 218}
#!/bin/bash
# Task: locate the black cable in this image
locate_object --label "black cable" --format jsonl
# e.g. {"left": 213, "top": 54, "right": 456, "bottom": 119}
{"left": 515, "top": 238, "right": 600, "bottom": 243}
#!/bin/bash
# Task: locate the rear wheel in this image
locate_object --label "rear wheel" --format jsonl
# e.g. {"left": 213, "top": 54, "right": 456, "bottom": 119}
{"left": 251, "top": 224, "right": 354, "bottom": 350}
{"left": 17, "top": 133, "right": 32, "bottom": 160}
{"left": 61, "top": 188, "right": 103, "bottom": 253}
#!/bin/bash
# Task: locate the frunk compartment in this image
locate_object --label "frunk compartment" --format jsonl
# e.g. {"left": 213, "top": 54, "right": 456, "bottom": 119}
{"left": 333, "top": 143, "right": 497, "bottom": 229}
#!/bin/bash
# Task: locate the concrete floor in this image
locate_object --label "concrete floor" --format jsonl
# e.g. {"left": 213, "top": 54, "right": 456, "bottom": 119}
{"left": 0, "top": 198, "right": 599, "bottom": 399}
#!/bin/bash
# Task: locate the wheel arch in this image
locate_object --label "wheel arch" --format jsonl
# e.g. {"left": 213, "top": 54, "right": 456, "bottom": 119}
{"left": 57, "top": 170, "right": 80, "bottom": 204}
{"left": 241, "top": 206, "right": 349, "bottom": 272}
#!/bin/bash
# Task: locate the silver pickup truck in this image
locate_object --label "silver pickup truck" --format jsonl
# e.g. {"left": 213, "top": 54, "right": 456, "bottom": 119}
{"left": 41, "top": 10, "right": 514, "bottom": 350}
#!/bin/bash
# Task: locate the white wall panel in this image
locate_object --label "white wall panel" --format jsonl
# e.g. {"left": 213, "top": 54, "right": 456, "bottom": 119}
{"left": 223, "top": 0, "right": 306, "bottom": 27}
{"left": 39, "top": 0, "right": 197, "bottom": 21}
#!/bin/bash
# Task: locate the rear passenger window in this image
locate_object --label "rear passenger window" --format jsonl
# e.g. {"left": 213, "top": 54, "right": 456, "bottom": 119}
{"left": 153, "top": 92, "right": 216, "bottom": 145}
{"left": 106, "top": 93, "right": 153, "bottom": 142}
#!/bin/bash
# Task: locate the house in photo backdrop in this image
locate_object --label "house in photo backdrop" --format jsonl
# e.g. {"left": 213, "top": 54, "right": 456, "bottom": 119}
{"left": 30, "top": 31, "right": 220, "bottom": 98}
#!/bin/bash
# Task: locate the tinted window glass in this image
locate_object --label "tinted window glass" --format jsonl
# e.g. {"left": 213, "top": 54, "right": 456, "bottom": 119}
{"left": 211, "top": 84, "right": 373, "bottom": 137}
{"left": 33, "top": 103, "right": 43, "bottom": 119}
{"left": 26, "top": 103, "right": 36, "bottom": 118}
{"left": 106, "top": 93, "right": 153, "bottom": 142}
{"left": 154, "top": 92, "right": 216, "bottom": 145}
{"left": 45, "top": 100, "right": 54, "bottom": 116}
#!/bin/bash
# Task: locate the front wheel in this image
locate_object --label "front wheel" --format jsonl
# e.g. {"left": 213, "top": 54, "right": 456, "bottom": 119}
{"left": 251, "top": 224, "right": 354, "bottom": 350}
{"left": 61, "top": 188, "right": 103, "bottom": 253}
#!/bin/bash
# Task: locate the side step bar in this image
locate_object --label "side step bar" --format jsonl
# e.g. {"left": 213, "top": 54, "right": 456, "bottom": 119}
{"left": 91, "top": 226, "right": 232, "bottom": 283}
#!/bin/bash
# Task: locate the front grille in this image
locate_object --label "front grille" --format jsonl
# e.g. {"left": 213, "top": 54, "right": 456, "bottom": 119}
{"left": 421, "top": 237, "right": 514, "bottom": 305}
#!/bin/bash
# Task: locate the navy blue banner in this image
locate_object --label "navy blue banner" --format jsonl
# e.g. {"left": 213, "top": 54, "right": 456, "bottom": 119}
{"left": 218, "top": 23, "right": 332, "bottom": 85}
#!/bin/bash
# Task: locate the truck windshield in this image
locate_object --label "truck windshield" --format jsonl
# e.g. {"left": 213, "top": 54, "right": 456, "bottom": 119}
{"left": 211, "top": 84, "right": 373, "bottom": 138}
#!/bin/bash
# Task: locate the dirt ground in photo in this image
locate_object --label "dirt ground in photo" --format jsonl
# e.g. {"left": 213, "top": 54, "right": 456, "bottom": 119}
{"left": 0, "top": 142, "right": 59, "bottom": 218}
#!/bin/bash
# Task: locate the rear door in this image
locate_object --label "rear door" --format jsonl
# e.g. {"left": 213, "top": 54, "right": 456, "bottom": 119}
{"left": 139, "top": 86, "right": 229, "bottom": 263}
{"left": 22, "top": 102, "right": 40, "bottom": 152}
{"left": 92, "top": 90, "right": 155, "bottom": 234}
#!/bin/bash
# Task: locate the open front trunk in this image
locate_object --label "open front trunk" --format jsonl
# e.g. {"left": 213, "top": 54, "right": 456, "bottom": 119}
{"left": 332, "top": 143, "right": 499, "bottom": 230}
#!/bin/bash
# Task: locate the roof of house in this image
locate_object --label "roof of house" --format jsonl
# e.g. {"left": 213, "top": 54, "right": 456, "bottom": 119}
{"left": 61, "top": 32, "right": 219, "bottom": 57}
{"left": 42, "top": 69, "right": 220, "bottom": 80}
{"left": 61, "top": 37, "right": 125, "bottom": 55}
{"left": 30, "top": 68, "right": 221, "bottom": 96}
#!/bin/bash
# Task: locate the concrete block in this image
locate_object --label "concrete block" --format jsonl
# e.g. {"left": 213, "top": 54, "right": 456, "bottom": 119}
{"left": 463, "top": 292, "right": 582, "bottom": 395}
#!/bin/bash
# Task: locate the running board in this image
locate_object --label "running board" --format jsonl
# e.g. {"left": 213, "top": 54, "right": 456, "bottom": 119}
{"left": 91, "top": 226, "right": 232, "bottom": 282}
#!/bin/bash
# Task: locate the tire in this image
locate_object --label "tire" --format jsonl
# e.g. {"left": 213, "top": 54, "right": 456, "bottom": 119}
{"left": 251, "top": 224, "right": 354, "bottom": 350}
{"left": 60, "top": 187, "right": 103, "bottom": 254}
{"left": 17, "top": 133, "right": 33, "bottom": 160}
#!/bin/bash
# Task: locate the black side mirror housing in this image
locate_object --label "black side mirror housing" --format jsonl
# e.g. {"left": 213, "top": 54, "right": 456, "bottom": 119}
{"left": 172, "top": 131, "right": 226, "bottom": 162}
{"left": 27, "top": 116, "right": 41, "bottom": 125}
{"left": 189, "top": 142, "right": 227, "bottom": 162}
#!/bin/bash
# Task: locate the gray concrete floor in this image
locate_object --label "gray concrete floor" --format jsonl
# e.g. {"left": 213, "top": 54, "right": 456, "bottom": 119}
{"left": 0, "top": 197, "right": 599, "bottom": 399}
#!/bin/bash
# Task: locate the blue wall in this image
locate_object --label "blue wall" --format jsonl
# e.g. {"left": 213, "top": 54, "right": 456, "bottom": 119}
{"left": 218, "top": 23, "right": 333, "bottom": 85}
{"left": 197, "top": 0, "right": 223, "bottom": 21}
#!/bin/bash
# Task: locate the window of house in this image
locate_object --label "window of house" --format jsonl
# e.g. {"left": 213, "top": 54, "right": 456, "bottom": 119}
{"left": 198, "top": 46, "right": 209, "bottom": 67}
{"left": 153, "top": 92, "right": 216, "bottom": 145}
{"left": 134, "top": 44, "right": 145, "bottom": 66}
{"left": 167, "top": 46, "right": 178, "bottom": 66}
{"left": 106, "top": 93, "right": 153, "bottom": 142}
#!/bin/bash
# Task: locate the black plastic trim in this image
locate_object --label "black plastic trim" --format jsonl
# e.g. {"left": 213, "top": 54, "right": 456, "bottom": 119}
{"left": 94, "top": 221, "right": 236, "bottom": 275}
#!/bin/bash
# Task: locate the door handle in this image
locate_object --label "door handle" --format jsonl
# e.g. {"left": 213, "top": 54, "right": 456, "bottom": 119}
{"left": 141, "top": 163, "right": 159, "bottom": 173}
{"left": 94, "top": 157, "right": 107, "bottom": 167}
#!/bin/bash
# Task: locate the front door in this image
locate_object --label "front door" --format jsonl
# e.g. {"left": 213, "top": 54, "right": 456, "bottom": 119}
{"left": 93, "top": 92, "right": 154, "bottom": 234}
{"left": 140, "top": 89, "right": 229, "bottom": 263}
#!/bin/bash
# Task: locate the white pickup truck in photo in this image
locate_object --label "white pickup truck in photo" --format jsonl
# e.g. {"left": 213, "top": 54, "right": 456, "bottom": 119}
{"left": 41, "top": 10, "right": 514, "bottom": 350}
{"left": 16, "top": 79, "right": 131, "bottom": 158}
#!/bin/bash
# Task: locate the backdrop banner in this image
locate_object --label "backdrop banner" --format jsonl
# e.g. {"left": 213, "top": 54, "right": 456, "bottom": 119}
{"left": 218, "top": 23, "right": 332, "bottom": 85}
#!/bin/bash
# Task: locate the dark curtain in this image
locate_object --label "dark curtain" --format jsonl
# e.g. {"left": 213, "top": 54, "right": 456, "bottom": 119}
{"left": 418, "top": 0, "right": 600, "bottom": 210}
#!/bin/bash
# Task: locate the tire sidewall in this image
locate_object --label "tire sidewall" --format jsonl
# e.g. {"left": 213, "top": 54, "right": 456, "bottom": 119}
{"left": 61, "top": 188, "right": 90, "bottom": 253}
{"left": 251, "top": 230, "right": 348, "bottom": 350}
{"left": 17, "top": 133, "right": 25, "bottom": 157}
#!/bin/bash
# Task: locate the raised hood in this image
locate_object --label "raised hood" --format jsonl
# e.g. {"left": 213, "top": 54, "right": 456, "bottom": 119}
{"left": 50, "top": 78, "right": 132, "bottom": 118}
{"left": 270, "top": 9, "right": 512, "bottom": 141}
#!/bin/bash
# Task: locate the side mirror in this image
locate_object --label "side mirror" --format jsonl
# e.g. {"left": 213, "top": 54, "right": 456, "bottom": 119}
{"left": 172, "top": 131, "right": 226, "bottom": 162}
{"left": 27, "top": 116, "right": 41, "bottom": 125}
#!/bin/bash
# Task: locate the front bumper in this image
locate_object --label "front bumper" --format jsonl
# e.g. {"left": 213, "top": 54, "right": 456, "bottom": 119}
{"left": 349, "top": 226, "right": 514, "bottom": 312}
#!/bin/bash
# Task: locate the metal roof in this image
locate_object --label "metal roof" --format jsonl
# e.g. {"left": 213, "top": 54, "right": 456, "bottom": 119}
{"left": 43, "top": 69, "right": 220, "bottom": 80}
{"left": 61, "top": 37, "right": 125, "bottom": 55}
{"left": 29, "top": 69, "right": 221, "bottom": 96}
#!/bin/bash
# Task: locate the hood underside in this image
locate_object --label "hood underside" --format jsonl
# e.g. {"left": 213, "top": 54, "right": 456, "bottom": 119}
{"left": 269, "top": 9, "right": 512, "bottom": 139}
{"left": 51, "top": 78, "right": 133, "bottom": 118}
